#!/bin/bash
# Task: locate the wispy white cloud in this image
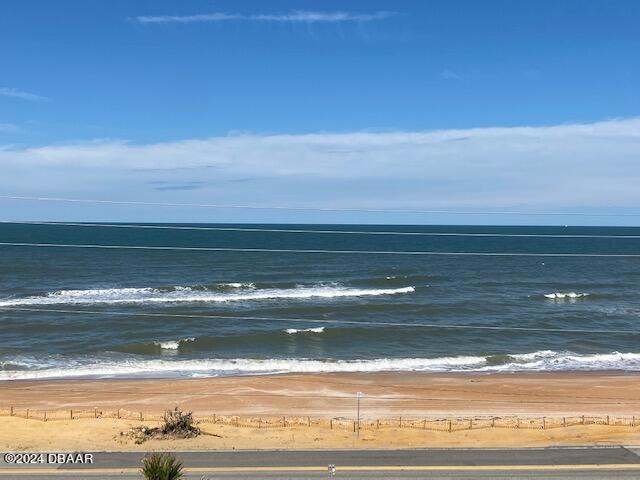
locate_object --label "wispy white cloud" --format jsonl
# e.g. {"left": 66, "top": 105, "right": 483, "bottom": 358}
{"left": 133, "top": 10, "right": 396, "bottom": 24}
{"left": 134, "top": 13, "right": 242, "bottom": 24}
{"left": 441, "top": 69, "right": 461, "bottom": 80}
{"left": 0, "top": 123, "right": 23, "bottom": 133}
{"left": 2, "top": 119, "right": 640, "bottom": 215}
{"left": 0, "top": 87, "right": 49, "bottom": 102}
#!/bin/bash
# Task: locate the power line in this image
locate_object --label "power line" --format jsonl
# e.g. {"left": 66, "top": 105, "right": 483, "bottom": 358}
{"left": 1, "top": 306, "right": 638, "bottom": 335}
{"left": 0, "top": 241, "right": 639, "bottom": 257}
{"left": 2, "top": 194, "right": 640, "bottom": 217}
{"left": 3, "top": 221, "right": 640, "bottom": 239}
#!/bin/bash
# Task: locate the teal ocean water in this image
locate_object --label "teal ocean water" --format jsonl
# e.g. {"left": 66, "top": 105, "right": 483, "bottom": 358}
{"left": 1, "top": 223, "right": 640, "bottom": 379}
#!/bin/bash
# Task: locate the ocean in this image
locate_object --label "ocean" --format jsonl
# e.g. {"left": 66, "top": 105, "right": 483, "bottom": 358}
{"left": 1, "top": 223, "right": 640, "bottom": 380}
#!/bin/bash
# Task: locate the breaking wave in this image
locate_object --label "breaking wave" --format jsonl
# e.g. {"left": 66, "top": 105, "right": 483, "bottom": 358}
{"left": 0, "top": 284, "right": 415, "bottom": 307}
{"left": 544, "top": 292, "right": 589, "bottom": 299}
{"left": 2, "top": 350, "right": 640, "bottom": 380}
{"left": 153, "top": 338, "right": 195, "bottom": 350}
{"left": 284, "top": 327, "right": 325, "bottom": 334}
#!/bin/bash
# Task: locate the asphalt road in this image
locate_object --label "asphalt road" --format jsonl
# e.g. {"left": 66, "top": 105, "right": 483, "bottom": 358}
{"left": 3, "top": 447, "right": 640, "bottom": 479}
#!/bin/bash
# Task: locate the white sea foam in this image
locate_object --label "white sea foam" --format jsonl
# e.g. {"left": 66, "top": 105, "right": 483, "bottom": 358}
{"left": 544, "top": 292, "right": 589, "bottom": 299}
{"left": 3, "top": 350, "right": 640, "bottom": 380}
{"left": 284, "top": 327, "right": 325, "bottom": 334}
{"left": 154, "top": 338, "right": 195, "bottom": 350}
{"left": 221, "top": 283, "right": 254, "bottom": 288}
{"left": 0, "top": 285, "right": 415, "bottom": 307}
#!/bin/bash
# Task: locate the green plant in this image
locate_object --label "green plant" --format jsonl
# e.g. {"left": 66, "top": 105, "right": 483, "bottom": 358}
{"left": 141, "top": 452, "right": 184, "bottom": 480}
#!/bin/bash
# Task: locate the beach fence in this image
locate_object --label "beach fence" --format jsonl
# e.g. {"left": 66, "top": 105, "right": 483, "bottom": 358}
{"left": 0, "top": 407, "right": 639, "bottom": 432}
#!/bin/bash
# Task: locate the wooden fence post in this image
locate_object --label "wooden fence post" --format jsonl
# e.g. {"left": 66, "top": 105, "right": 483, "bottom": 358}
{"left": 516, "top": 418, "right": 520, "bottom": 429}
{"left": 448, "top": 420, "right": 452, "bottom": 433}
{"left": 308, "top": 416, "right": 310, "bottom": 427}
{"left": 10, "top": 406, "right": 13, "bottom": 416}
{"left": 70, "top": 409, "right": 73, "bottom": 420}
{"left": 607, "top": 415, "right": 610, "bottom": 425}
{"left": 139, "top": 411, "right": 143, "bottom": 421}
{"left": 543, "top": 417, "right": 546, "bottom": 430}
{"left": 563, "top": 417, "right": 566, "bottom": 427}
{"left": 582, "top": 415, "right": 585, "bottom": 425}
{"left": 633, "top": 416, "right": 636, "bottom": 427}
{"left": 44, "top": 411, "right": 47, "bottom": 422}
{"left": 376, "top": 419, "right": 380, "bottom": 430}
{"left": 26, "top": 409, "right": 29, "bottom": 419}
{"left": 469, "top": 419, "right": 473, "bottom": 430}
{"left": 399, "top": 416, "right": 402, "bottom": 427}
{"left": 94, "top": 408, "right": 98, "bottom": 419}
{"left": 282, "top": 416, "right": 286, "bottom": 427}
{"left": 117, "top": 409, "right": 120, "bottom": 419}
{"left": 491, "top": 417, "right": 495, "bottom": 428}
{"left": 423, "top": 419, "right": 426, "bottom": 430}
{"left": 353, "top": 421, "right": 356, "bottom": 433}
{"left": 330, "top": 419, "right": 333, "bottom": 430}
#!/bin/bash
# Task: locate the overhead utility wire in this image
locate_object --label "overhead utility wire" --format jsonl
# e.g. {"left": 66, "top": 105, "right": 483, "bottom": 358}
{"left": 0, "top": 242, "right": 639, "bottom": 257}
{"left": 2, "top": 195, "right": 640, "bottom": 217}
{"left": 3, "top": 221, "right": 640, "bottom": 239}
{"left": 1, "top": 306, "right": 638, "bottom": 335}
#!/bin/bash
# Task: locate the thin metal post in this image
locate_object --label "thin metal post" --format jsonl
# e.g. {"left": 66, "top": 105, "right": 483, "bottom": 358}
{"left": 356, "top": 392, "right": 363, "bottom": 437}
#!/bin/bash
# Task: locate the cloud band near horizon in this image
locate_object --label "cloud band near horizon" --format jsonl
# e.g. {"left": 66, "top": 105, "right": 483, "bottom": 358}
{"left": 1, "top": 118, "right": 639, "bottom": 218}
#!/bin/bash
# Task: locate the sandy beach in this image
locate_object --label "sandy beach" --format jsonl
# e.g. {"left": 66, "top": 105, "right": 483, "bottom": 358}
{"left": 3, "top": 372, "right": 640, "bottom": 450}
{"left": 2, "top": 372, "right": 640, "bottom": 417}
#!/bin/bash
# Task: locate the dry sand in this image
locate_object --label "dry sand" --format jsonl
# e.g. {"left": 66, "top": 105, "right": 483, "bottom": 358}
{"left": 2, "top": 372, "right": 639, "bottom": 417}
{"left": 3, "top": 416, "right": 640, "bottom": 452}
{"left": 2, "top": 372, "right": 640, "bottom": 450}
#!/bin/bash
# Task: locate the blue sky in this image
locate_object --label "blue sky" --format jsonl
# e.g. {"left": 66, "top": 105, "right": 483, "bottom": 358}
{"left": 1, "top": 0, "right": 640, "bottom": 224}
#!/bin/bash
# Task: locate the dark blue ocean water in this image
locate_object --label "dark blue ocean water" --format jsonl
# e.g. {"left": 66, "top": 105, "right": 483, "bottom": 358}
{"left": 1, "top": 223, "right": 640, "bottom": 379}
